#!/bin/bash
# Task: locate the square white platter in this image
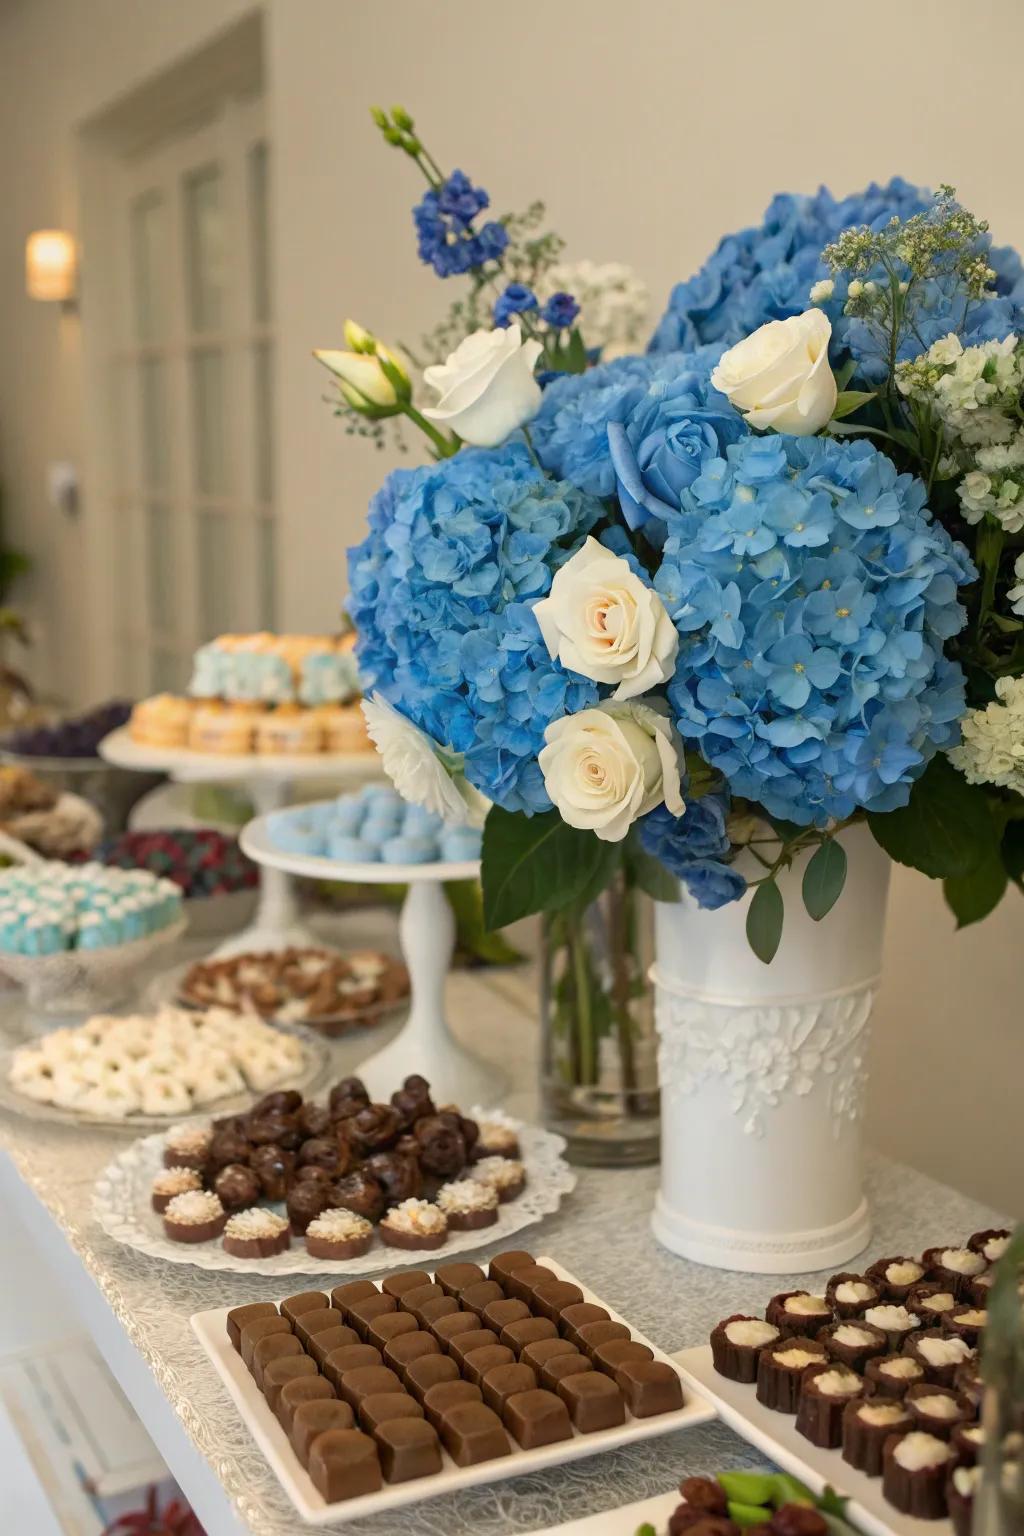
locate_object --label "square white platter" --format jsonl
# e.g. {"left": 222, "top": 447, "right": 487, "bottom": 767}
{"left": 674, "top": 1344, "right": 953, "bottom": 1536}
{"left": 190, "top": 1256, "right": 716, "bottom": 1525}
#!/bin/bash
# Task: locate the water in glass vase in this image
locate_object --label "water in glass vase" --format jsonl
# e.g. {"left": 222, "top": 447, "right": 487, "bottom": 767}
{"left": 539, "top": 869, "right": 659, "bottom": 1166}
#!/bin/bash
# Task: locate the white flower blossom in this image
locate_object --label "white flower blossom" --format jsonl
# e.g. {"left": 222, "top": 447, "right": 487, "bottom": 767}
{"left": 809, "top": 279, "right": 834, "bottom": 305}
{"left": 1007, "top": 553, "right": 1024, "bottom": 617}
{"left": 949, "top": 677, "right": 1024, "bottom": 794}
{"left": 536, "top": 259, "right": 649, "bottom": 351}
{"left": 361, "top": 695, "right": 488, "bottom": 826}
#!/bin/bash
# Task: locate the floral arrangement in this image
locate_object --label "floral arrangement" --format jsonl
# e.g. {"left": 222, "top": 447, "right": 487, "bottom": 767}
{"left": 318, "top": 108, "right": 1024, "bottom": 961}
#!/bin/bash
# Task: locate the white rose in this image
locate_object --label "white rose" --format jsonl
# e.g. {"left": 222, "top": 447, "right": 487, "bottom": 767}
{"left": 361, "top": 695, "right": 488, "bottom": 826}
{"left": 422, "top": 325, "right": 543, "bottom": 448}
{"left": 533, "top": 537, "right": 678, "bottom": 701}
{"left": 711, "top": 310, "right": 838, "bottom": 435}
{"left": 539, "top": 701, "right": 685, "bottom": 843}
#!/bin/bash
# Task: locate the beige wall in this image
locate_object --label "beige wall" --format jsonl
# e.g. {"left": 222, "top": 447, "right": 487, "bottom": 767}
{"left": 0, "top": 0, "right": 1020, "bottom": 1212}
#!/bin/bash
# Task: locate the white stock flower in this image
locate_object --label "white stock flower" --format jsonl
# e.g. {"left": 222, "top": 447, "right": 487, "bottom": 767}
{"left": 1008, "top": 553, "right": 1024, "bottom": 617}
{"left": 422, "top": 325, "right": 542, "bottom": 447}
{"left": 710, "top": 310, "right": 838, "bottom": 436}
{"left": 536, "top": 259, "right": 650, "bottom": 350}
{"left": 809, "top": 279, "right": 834, "bottom": 305}
{"left": 538, "top": 701, "right": 685, "bottom": 843}
{"left": 533, "top": 537, "right": 678, "bottom": 701}
{"left": 361, "top": 695, "right": 488, "bottom": 826}
{"left": 949, "top": 677, "right": 1024, "bottom": 795}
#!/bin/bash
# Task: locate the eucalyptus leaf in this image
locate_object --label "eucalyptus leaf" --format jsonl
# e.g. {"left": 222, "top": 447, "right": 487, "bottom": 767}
{"left": 801, "top": 838, "right": 848, "bottom": 920}
{"left": 746, "top": 879, "right": 784, "bottom": 965}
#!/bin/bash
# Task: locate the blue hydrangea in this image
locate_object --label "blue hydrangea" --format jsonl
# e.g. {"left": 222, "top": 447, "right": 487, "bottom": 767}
{"left": 541, "top": 292, "right": 580, "bottom": 329}
{"left": 347, "top": 443, "right": 603, "bottom": 814}
{"left": 494, "top": 283, "right": 538, "bottom": 327}
{"left": 531, "top": 353, "right": 660, "bottom": 497}
{"left": 413, "top": 170, "right": 509, "bottom": 278}
{"left": 639, "top": 797, "right": 746, "bottom": 910}
{"left": 649, "top": 178, "right": 1024, "bottom": 382}
{"left": 654, "top": 430, "right": 975, "bottom": 826}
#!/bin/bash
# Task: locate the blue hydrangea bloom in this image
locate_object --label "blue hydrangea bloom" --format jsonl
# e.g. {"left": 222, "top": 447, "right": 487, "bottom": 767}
{"left": 494, "top": 283, "right": 538, "bottom": 327}
{"left": 413, "top": 170, "right": 509, "bottom": 278}
{"left": 347, "top": 443, "right": 603, "bottom": 814}
{"left": 649, "top": 179, "right": 1024, "bottom": 383}
{"left": 639, "top": 797, "right": 746, "bottom": 910}
{"left": 541, "top": 291, "right": 580, "bottom": 329}
{"left": 655, "top": 430, "right": 975, "bottom": 826}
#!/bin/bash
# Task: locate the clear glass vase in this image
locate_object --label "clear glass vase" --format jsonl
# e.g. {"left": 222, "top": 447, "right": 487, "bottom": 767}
{"left": 539, "top": 868, "right": 659, "bottom": 1166}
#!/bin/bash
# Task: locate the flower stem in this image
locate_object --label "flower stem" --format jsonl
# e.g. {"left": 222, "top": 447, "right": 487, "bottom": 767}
{"left": 402, "top": 404, "right": 459, "bottom": 458}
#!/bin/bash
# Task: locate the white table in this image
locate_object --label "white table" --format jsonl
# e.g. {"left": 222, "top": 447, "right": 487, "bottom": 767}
{"left": 0, "top": 945, "right": 1006, "bottom": 1536}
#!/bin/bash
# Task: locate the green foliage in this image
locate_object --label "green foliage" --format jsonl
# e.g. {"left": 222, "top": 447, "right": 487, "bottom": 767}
{"left": 443, "top": 878, "right": 523, "bottom": 965}
{"left": 831, "top": 389, "right": 876, "bottom": 421}
{"left": 944, "top": 848, "right": 1007, "bottom": 927}
{"left": 623, "top": 837, "right": 680, "bottom": 903}
{"left": 868, "top": 754, "right": 998, "bottom": 879}
{"left": 801, "top": 838, "right": 848, "bottom": 920}
{"left": 481, "top": 806, "right": 618, "bottom": 929}
{"left": 746, "top": 878, "right": 784, "bottom": 965}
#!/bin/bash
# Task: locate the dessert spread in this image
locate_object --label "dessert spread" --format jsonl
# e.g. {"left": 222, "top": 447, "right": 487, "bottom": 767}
{"left": 267, "top": 785, "right": 483, "bottom": 864}
{"left": 179, "top": 946, "right": 408, "bottom": 1032}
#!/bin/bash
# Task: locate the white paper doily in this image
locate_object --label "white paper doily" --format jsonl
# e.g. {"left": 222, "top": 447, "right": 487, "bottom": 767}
{"left": 93, "top": 1112, "right": 577, "bottom": 1275}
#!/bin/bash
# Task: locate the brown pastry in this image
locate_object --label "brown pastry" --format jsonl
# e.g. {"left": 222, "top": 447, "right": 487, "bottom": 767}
{"left": 363, "top": 1151, "right": 422, "bottom": 1203}
{"left": 206, "top": 1128, "right": 252, "bottom": 1171}
{"left": 413, "top": 1115, "right": 466, "bottom": 1178}
{"left": 249, "top": 1143, "right": 293, "bottom": 1201}
{"left": 297, "top": 1101, "right": 331, "bottom": 1139}
{"left": 296, "top": 1136, "right": 347, "bottom": 1175}
{"left": 391, "top": 1075, "right": 435, "bottom": 1130}
{"left": 348, "top": 1104, "right": 402, "bottom": 1155}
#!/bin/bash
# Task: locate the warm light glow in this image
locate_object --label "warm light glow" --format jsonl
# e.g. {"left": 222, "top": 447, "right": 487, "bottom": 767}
{"left": 26, "top": 230, "right": 77, "bottom": 302}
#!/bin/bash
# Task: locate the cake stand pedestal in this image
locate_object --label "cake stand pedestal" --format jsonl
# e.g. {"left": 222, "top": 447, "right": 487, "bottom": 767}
{"left": 240, "top": 807, "right": 505, "bottom": 1104}
{"left": 99, "top": 728, "right": 381, "bottom": 959}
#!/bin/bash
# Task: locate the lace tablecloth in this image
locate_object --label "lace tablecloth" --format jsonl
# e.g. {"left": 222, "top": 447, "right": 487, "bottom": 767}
{"left": 0, "top": 957, "right": 1004, "bottom": 1536}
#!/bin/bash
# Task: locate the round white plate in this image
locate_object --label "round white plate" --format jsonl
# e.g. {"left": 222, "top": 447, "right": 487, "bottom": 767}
{"left": 93, "top": 1113, "right": 577, "bottom": 1275}
{"left": 99, "top": 726, "right": 382, "bottom": 786}
{"left": 240, "top": 806, "right": 480, "bottom": 886}
{"left": 0, "top": 1018, "right": 332, "bottom": 1132}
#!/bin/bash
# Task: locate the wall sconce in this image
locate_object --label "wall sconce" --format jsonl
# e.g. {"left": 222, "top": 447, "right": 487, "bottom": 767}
{"left": 25, "top": 230, "right": 78, "bottom": 306}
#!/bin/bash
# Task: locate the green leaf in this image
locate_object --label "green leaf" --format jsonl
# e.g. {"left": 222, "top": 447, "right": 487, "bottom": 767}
{"left": 943, "top": 851, "right": 1008, "bottom": 928}
{"left": 1001, "top": 820, "right": 1024, "bottom": 886}
{"left": 801, "top": 838, "right": 848, "bottom": 920}
{"left": 623, "top": 840, "right": 680, "bottom": 903}
{"left": 834, "top": 359, "right": 857, "bottom": 391}
{"left": 481, "top": 806, "right": 618, "bottom": 929}
{"left": 718, "top": 1472, "right": 777, "bottom": 1507}
{"left": 832, "top": 389, "right": 876, "bottom": 421}
{"left": 443, "top": 879, "right": 522, "bottom": 965}
{"left": 728, "top": 1503, "right": 773, "bottom": 1528}
{"left": 746, "top": 879, "right": 784, "bottom": 965}
{"left": 868, "top": 755, "right": 998, "bottom": 879}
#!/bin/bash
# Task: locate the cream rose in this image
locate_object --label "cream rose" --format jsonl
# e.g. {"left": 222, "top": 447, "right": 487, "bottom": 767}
{"left": 422, "top": 325, "right": 543, "bottom": 447}
{"left": 361, "top": 695, "right": 488, "bottom": 826}
{"left": 533, "top": 537, "right": 678, "bottom": 701}
{"left": 711, "top": 309, "right": 838, "bottom": 435}
{"left": 539, "top": 701, "right": 685, "bottom": 842}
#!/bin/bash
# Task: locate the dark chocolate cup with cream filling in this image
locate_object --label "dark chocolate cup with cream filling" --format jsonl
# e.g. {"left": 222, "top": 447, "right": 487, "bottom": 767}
{"left": 710, "top": 1315, "right": 780, "bottom": 1384}
{"left": 942, "top": 1305, "right": 987, "bottom": 1348}
{"left": 921, "top": 1246, "right": 988, "bottom": 1301}
{"left": 842, "top": 1396, "right": 912, "bottom": 1477}
{"left": 864, "top": 1352, "right": 926, "bottom": 1399}
{"left": 825, "top": 1272, "right": 880, "bottom": 1320}
{"left": 866, "top": 1256, "right": 926, "bottom": 1303}
{"left": 904, "top": 1327, "right": 977, "bottom": 1389}
{"left": 820, "top": 1319, "right": 888, "bottom": 1372}
{"left": 906, "top": 1281, "right": 958, "bottom": 1328}
{"left": 755, "top": 1336, "right": 826, "bottom": 1414}
{"left": 947, "top": 1465, "right": 980, "bottom": 1536}
{"left": 905, "top": 1382, "right": 970, "bottom": 1440}
{"left": 795, "top": 1361, "right": 863, "bottom": 1448}
{"left": 765, "top": 1291, "right": 833, "bottom": 1339}
{"left": 882, "top": 1431, "right": 953, "bottom": 1519}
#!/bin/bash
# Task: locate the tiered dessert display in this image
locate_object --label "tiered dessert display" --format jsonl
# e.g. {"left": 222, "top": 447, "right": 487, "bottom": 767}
{"left": 240, "top": 787, "right": 498, "bottom": 1102}
{"left": 92, "top": 1073, "right": 575, "bottom": 1275}
{"left": 189, "top": 1247, "right": 711, "bottom": 1519}
{"left": 101, "top": 633, "right": 382, "bottom": 957}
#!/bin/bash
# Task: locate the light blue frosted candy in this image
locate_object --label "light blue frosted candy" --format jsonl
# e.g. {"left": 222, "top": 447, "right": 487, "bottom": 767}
{"left": 381, "top": 834, "right": 437, "bottom": 865}
{"left": 268, "top": 811, "right": 327, "bottom": 857}
{"left": 402, "top": 805, "right": 443, "bottom": 837}
{"left": 327, "top": 833, "right": 378, "bottom": 863}
{"left": 363, "top": 814, "right": 403, "bottom": 843}
{"left": 440, "top": 826, "right": 483, "bottom": 862}
{"left": 358, "top": 784, "right": 401, "bottom": 807}
{"left": 329, "top": 800, "right": 364, "bottom": 836}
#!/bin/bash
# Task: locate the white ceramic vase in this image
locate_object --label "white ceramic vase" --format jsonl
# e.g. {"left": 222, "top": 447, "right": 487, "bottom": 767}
{"left": 651, "top": 823, "right": 891, "bottom": 1274}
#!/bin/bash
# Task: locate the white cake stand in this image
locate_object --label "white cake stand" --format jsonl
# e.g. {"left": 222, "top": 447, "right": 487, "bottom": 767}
{"left": 99, "top": 727, "right": 382, "bottom": 958}
{"left": 240, "top": 807, "right": 505, "bottom": 1105}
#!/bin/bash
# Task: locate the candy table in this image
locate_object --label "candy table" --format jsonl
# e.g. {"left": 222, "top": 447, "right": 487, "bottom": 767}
{"left": 0, "top": 918, "right": 1008, "bottom": 1536}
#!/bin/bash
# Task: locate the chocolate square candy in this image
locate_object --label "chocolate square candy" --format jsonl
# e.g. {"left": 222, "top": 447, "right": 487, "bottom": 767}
{"left": 381, "top": 1270, "right": 432, "bottom": 1299}
{"left": 482, "top": 1298, "right": 531, "bottom": 1334}
{"left": 310, "top": 1326, "right": 360, "bottom": 1368}
{"left": 423, "top": 1379, "right": 482, "bottom": 1431}
{"left": 541, "top": 1353, "right": 594, "bottom": 1391}
{"left": 336, "top": 1365, "right": 402, "bottom": 1409}
{"left": 501, "top": 1316, "right": 558, "bottom": 1354}
{"left": 308, "top": 1427, "right": 382, "bottom": 1502}
{"left": 253, "top": 1333, "right": 303, "bottom": 1389}
{"left": 462, "top": 1344, "right": 515, "bottom": 1385}
{"left": 435, "top": 1262, "right": 485, "bottom": 1297}
{"left": 439, "top": 1401, "right": 510, "bottom": 1466}
{"left": 358, "top": 1391, "right": 425, "bottom": 1434}
{"left": 331, "top": 1280, "right": 379, "bottom": 1321}
{"left": 227, "top": 1302, "right": 276, "bottom": 1351}
{"left": 595, "top": 1339, "right": 654, "bottom": 1377}
{"left": 398, "top": 1282, "right": 444, "bottom": 1321}
{"left": 241, "top": 1315, "right": 292, "bottom": 1370}
{"left": 323, "top": 1344, "right": 382, "bottom": 1388}
{"left": 431, "top": 1311, "right": 482, "bottom": 1350}
{"left": 280, "top": 1290, "right": 329, "bottom": 1326}
{"left": 367, "top": 1311, "right": 419, "bottom": 1352}
{"left": 347, "top": 1293, "right": 398, "bottom": 1339}
{"left": 383, "top": 1331, "right": 441, "bottom": 1377}
{"left": 449, "top": 1328, "right": 499, "bottom": 1367}
{"left": 617, "top": 1360, "right": 684, "bottom": 1417}
{"left": 481, "top": 1361, "right": 537, "bottom": 1413}
{"left": 459, "top": 1280, "right": 506, "bottom": 1317}
{"left": 277, "top": 1375, "right": 335, "bottom": 1433}
{"left": 576, "top": 1320, "right": 630, "bottom": 1358}
{"left": 521, "top": 1338, "right": 579, "bottom": 1376}
{"left": 559, "top": 1303, "right": 610, "bottom": 1346}
{"left": 291, "top": 1399, "right": 355, "bottom": 1466}
{"left": 487, "top": 1250, "right": 536, "bottom": 1286}
{"left": 374, "top": 1417, "right": 442, "bottom": 1482}
{"left": 531, "top": 1281, "right": 585, "bottom": 1322}
{"left": 503, "top": 1387, "right": 572, "bottom": 1448}
{"left": 295, "top": 1307, "right": 344, "bottom": 1346}
{"left": 557, "top": 1370, "right": 625, "bottom": 1431}
{"left": 263, "top": 1355, "right": 318, "bottom": 1413}
{"left": 506, "top": 1265, "right": 557, "bottom": 1303}
{"left": 405, "top": 1353, "right": 460, "bottom": 1402}
{"left": 417, "top": 1296, "right": 461, "bottom": 1328}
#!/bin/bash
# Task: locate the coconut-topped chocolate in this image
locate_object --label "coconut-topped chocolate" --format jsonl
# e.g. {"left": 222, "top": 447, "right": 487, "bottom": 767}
{"left": 472, "top": 1156, "right": 526, "bottom": 1201}
{"left": 379, "top": 1198, "right": 448, "bottom": 1251}
{"left": 164, "top": 1121, "right": 213, "bottom": 1170}
{"left": 472, "top": 1114, "right": 521, "bottom": 1160}
{"left": 305, "top": 1208, "right": 374, "bottom": 1261}
{"left": 224, "top": 1206, "right": 291, "bottom": 1259}
{"left": 826, "top": 1273, "right": 879, "bottom": 1318}
{"left": 710, "top": 1316, "right": 780, "bottom": 1383}
{"left": 435, "top": 1179, "right": 499, "bottom": 1231}
{"left": 867, "top": 1256, "right": 926, "bottom": 1300}
{"left": 883, "top": 1431, "right": 953, "bottom": 1519}
{"left": 842, "top": 1396, "right": 912, "bottom": 1477}
{"left": 163, "top": 1188, "right": 226, "bottom": 1243}
{"left": 767, "top": 1291, "right": 832, "bottom": 1338}
{"left": 151, "top": 1166, "right": 202, "bottom": 1212}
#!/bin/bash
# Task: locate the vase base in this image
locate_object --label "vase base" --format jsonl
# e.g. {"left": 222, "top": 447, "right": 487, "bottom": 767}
{"left": 560, "top": 1119, "right": 660, "bottom": 1168}
{"left": 650, "top": 1191, "right": 872, "bottom": 1275}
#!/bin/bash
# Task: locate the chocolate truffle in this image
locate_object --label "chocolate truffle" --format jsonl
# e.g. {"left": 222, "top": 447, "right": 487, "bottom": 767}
{"left": 439, "top": 1401, "right": 510, "bottom": 1465}
{"left": 336, "top": 1365, "right": 402, "bottom": 1410}
{"left": 501, "top": 1317, "right": 558, "bottom": 1354}
{"left": 252, "top": 1333, "right": 303, "bottom": 1390}
{"left": 330, "top": 1279, "right": 378, "bottom": 1319}
{"left": 285, "top": 1179, "right": 332, "bottom": 1235}
{"left": 363, "top": 1151, "right": 422, "bottom": 1203}
{"left": 413, "top": 1115, "right": 466, "bottom": 1177}
{"left": 280, "top": 1290, "right": 329, "bottom": 1325}
{"left": 559, "top": 1302, "right": 611, "bottom": 1347}
{"left": 423, "top": 1379, "right": 481, "bottom": 1430}
{"left": 481, "top": 1361, "right": 537, "bottom": 1413}
{"left": 323, "top": 1345, "right": 382, "bottom": 1389}
{"left": 297, "top": 1101, "right": 332, "bottom": 1139}
{"left": 240, "top": 1315, "right": 291, "bottom": 1370}
{"left": 435, "top": 1263, "right": 487, "bottom": 1298}
{"left": 249, "top": 1144, "right": 293, "bottom": 1200}
{"left": 381, "top": 1270, "right": 432, "bottom": 1300}
{"left": 226, "top": 1302, "right": 277, "bottom": 1352}
{"left": 278, "top": 1375, "right": 336, "bottom": 1434}
{"left": 297, "top": 1136, "right": 346, "bottom": 1176}
{"left": 206, "top": 1127, "right": 251, "bottom": 1171}
{"left": 488, "top": 1250, "right": 536, "bottom": 1286}
{"left": 290, "top": 1399, "right": 355, "bottom": 1466}
{"left": 374, "top": 1417, "right": 442, "bottom": 1482}
{"left": 331, "top": 1170, "right": 386, "bottom": 1224}
{"left": 503, "top": 1387, "right": 572, "bottom": 1448}
{"left": 405, "top": 1353, "right": 460, "bottom": 1401}
{"left": 212, "top": 1163, "right": 261, "bottom": 1212}
{"left": 348, "top": 1104, "right": 402, "bottom": 1155}
{"left": 309, "top": 1327, "right": 360, "bottom": 1368}
{"left": 357, "top": 1391, "right": 424, "bottom": 1435}
{"left": 557, "top": 1369, "right": 625, "bottom": 1431}
{"left": 262, "top": 1354, "right": 318, "bottom": 1414}
{"left": 450, "top": 1329, "right": 500, "bottom": 1368}
{"left": 617, "top": 1360, "right": 684, "bottom": 1417}
{"left": 383, "top": 1332, "right": 442, "bottom": 1378}
{"left": 460, "top": 1280, "right": 505, "bottom": 1317}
